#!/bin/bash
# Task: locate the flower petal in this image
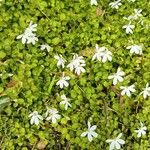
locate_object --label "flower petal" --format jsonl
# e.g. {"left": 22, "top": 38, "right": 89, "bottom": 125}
{"left": 81, "top": 131, "right": 88, "bottom": 137}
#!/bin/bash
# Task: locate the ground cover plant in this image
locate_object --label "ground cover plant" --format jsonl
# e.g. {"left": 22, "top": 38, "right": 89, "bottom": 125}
{"left": 0, "top": 0, "right": 150, "bottom": 149}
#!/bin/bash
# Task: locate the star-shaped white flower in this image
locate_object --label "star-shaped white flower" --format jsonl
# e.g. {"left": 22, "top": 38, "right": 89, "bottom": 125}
{"left": 67, "top": 54, "right": 86, "bottom": 75}
{"left": 60, "top": 94, "right": 72, "bottom": 110}
{"left": 28, "top": 111, "right": 43, "bottom": 125}
{"left": 92, "top": 44, "right": 112, "bottom": 63}
{"left": 133, "top": 9, "right": 142, "bottom": 19}
{"left": 56, "top": 74, "right": 70, "bottom": 89}
{"left": 120, "top": 84, "right": 136, "bottom": 97}
{"left": 54, "top": 54, "right": 66, "bottom": 68}
{"left": 45, "top": 108, "right": 61, "bottom": 124}
{"left": 124, "top": 9, "right": 142, "bottom": 21}
{"left": 127, "top": 45, "right": 142, "bottom": 55}
{"left": 41, "top": 44, "right": 51, "bottom": 52}
{"left": 122, "top": 23, "right": 135, "bottom": 34}
{"left": 17, "top": 22, "right": 38, "bottom": 45}
{"left": 106, "top": 133, "right": 125, "bottom": 150}
{"left": 81, "top": 121, "right": 98, "bottom": 142}
{"left": 135, "top": 122, "right": 147, "bottom": 138}
{"left": 90, "top": 0, "right": 97, "bottom": 5}
{"left": 108, "top": 68, "right": 125, "bottom": 85}
{"left": 140, "top": 83, "right": 150, "bottom": 99}
{"left": 109, "top": 0, "right": 122, "bottom": 9}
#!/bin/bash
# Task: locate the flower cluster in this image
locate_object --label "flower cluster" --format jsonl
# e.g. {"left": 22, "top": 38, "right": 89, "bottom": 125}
{"left": 15, "top": 1, "right": 149, "bottom": 149}
{"left": 109, "top": 0, "right": 122, "bottom": 9}
{"left": 67, "top": 54, "right": 86, "bottom": 75}
{"left": 29, "top": 108, "right": 61, "bottom": 125}
{"left": 92, "top": 44, "right": 112, "bottom": 63}
{"left": 122, "top": 8, "right": 143, "bottom": 34}
{"left": 40, "top": 44, "right": 51, "bottom": 52}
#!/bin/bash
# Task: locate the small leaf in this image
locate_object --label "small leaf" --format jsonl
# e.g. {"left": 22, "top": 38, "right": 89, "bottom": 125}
{"left": 0, "top": 96, "right": 10, "bottom": 111}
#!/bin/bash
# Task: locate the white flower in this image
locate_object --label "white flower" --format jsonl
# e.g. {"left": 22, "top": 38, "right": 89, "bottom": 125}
{"left": 28, "top": 111, "right": 43, "bottom": 125}
{"left": 90, "top": 0, "right": 97, "bottom": 5}
{"left": 54, "top": 54, "right": 66, "bottom": 68}
{"left": 106, "top": 133, "right": 125, "bottom": 150}
{"left": 140, "top": 83, "right": 150, "bottom": 99}
{"left": 81, "top": 121, "right": 98, "bottom": 142}
{"left": 92, "top": 45, "right": 112, "bottom": 63}
{"left": 109, "top": 0, "right": 122, "bottom": 9}
{"left": 124, "top": 9, "right": 142, "bottom": 21}
{"left": 122, "top": 23, "right": 135, "bottom": 34}
{"left": 135, "top": 122, "right": 147, "bottom": 138}
{"left": 125, "top": 9, "right": 142, "bottom": 21}
{"left": 127, "top": 45, "right": 142, "bottom": 55}
{"left": 67, "top": 54, "right": 86, "bottom": 75}
{"left": 56, "top": 74, "right": 70, "bottom": 89}
{"left": 46, "top": 108, "right": 61, "bottom": 124}
{"left": 133, "top": 9, "right": 142, "bottom": 20}
{"left": 120, "top": 84, "right": 136, "bottom": 97}
{"left": 60, "top": 94, "right": 72, "bottom": 110}
{"left": 17, "top": 22, "right": 38, "bottom": 45}
{"left": 41, "top": 44, "right": 51, "bottom": 52}
{"left": 123, "top": 16, "right": 134, "bottom": 21}
{"left": 108, "top": 68, "right": 125, "bottom": 85}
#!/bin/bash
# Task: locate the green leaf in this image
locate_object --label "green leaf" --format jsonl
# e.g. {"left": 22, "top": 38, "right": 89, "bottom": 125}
{"left": 0, "top": 51, "right": 6, "bottom": 59}
{"left": 0, "top": 96, "right": 10, "bottom": 111}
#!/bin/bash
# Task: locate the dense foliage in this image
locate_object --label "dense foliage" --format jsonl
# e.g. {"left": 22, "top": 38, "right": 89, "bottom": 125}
{"left": 0, "top": 0, "right": 150, "bottom": 149}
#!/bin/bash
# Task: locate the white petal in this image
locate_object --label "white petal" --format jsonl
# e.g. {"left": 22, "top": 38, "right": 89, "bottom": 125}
{"left": 34, "top": 117, "right": 39, "bottom": 125}
{"left": 115, "top": 142, "right": 121, "bottom": 149}
{"left": 106, "top": 139, "right": 114, "bottom": 143}
{"left": 90, "top": 131, "right": 98, "bottom": 138}
{"left": 17, "top": 34, "right": 23, "bottom": 39}
{"left": 81, "top": 132, "right": 88, "bottom": 137}
{"left": 109, "top": 142, "right": 115, "bottom": 150}
{"left": 117, "top": 133, "right": 123, "bottom": 139}
{"left": 126, "top": 90, "right": 131, "bottom": 97}
{"left": 102, "top": 56, "right": 107, "bottom": 63}
{"left": 118, "top": 139, "right": 125, "bottom": 144}
{"left": 30, "top": 116, "right": 34, "bottom": 125}
{"left": 108, "top": 75, "right": 114, "bottom": 79}
{"left": 64, "top": 81, "right": 69, "bottom": 87}
{"left": 88, "top": 133, "right": 93, "bottom": 142}
{"left": 137, "top": 132, "right": 141, "bottom": 137}
{"left": 90, "top": 125, "right": 97, "bottom": 131}
{"left": 52, "top": 117, "right": 57, "bottom": 123}
{"left": 121, "top": 90, "right": 126, "bottom": 96}
{"left": 38, "top": 115, "right": 43, "bottom": 120}
{"left": 117, "top": 76, "right": 124, "bottom": 82}
{"left": 113, "top": 78, "right": 118, "bottom": 85}
{"left": 88, "top": 121, "right": 91, "bottom": 129}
